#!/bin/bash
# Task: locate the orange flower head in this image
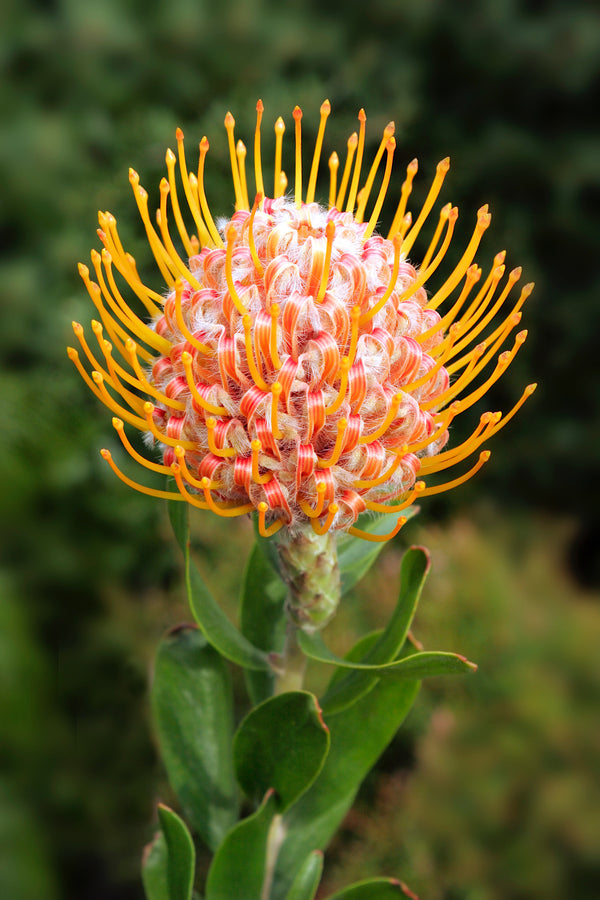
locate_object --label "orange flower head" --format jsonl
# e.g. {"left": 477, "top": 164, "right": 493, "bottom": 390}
{"left": 69, "top": 101, "right": 535, "bottom": 542}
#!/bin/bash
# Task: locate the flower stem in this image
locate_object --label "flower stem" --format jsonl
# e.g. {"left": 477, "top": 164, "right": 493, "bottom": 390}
{"left": 274, "top": 620, "right": 307, "bottom": 694}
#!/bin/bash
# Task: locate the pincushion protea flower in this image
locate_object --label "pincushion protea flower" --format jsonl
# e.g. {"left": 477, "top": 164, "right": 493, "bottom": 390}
{"left": 69, "top": 100, "right": 535, "bottom": 544}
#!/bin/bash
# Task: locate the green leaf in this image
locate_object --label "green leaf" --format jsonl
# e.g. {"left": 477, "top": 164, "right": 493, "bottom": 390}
{"left": 168, "top": 496, "right": 271, "bottom": 671}
{"left": 240, "top": 540, "right": 287, "bottom": 704}
{"left": 205, "top": 790, "right": 278, "bottom": 900}
{"left": 151, "top": 626, "right": 238, "bottom": 851}
{"left": 336, "top": 506, "right": 420, "bottom": 596}
{"left": 234, "top": 691, "right": 330, "bottom": 813}
{"left": 152, "top": 804, "right": 196, "bottom": 900}
{"left": 377, "top": 649, "right": 477, "bottom": 678}
{"left": 142, "top": 830, "right": 169, "bottom": 900}
{"left": 325, "top": 877, "right": 415, "bottom": 899}
{"left": 270, "top": 678, "right": 420, "bottom": 900}
{"left": 284, "top": 850, "right": 324, "bottom": 900}
{"left": 308, "top": 547, "right": 430, "bottom": 714}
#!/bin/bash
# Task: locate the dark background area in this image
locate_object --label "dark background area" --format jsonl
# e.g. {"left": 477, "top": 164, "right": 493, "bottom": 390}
{"left": 1, "top": 1, "right": 599, "bottom": 898}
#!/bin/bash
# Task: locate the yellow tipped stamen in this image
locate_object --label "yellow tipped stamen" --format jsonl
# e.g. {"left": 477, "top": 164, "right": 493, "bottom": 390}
{"left": 335, "top": 132, "right": 358, "bottom": 210}
{"left": 78, "top": 264, "right": 153, "bottom": 364}
{"left": 347, "top": 515, "right": 407, "bottom": 543}
{"left": 236, "top": 140, "right": 250, "bottom": 211}
{"left": 365, "top": 480, "right": 426, "bottom": 514}
{"left": 224, "top": 112, "right": 245, "bottom": 212}
{"left": 421, "top": 341, "right": 487, "bottom": 411}
{"left": 251, "top": 439, "right": 274, "bottom": 484}
{"left": 408, "top": 403, "right": 460, "bottom": 454}
{"left": 101, "top": 449, "right": 186, "bottom": 500}
{"left": 225, "top": 226, "right": 248, "bottom": 316}
{"left": 420, "top": 202, "right": 452, "bottom": 270}
{"left": 201, "top": 477, "right": 254, "bottom": 517}
{"left": 448, "top": 310, "right": 522, "bottom": 385}
{"left": 100, "top": 215, "right": 163, "bottom": 316}
{"left": 486, "top": 383, "right": 537, "bottom": 441}
{"left": 92, "top": 370, "right": 148, "bottom": 429}
{"left": 169, "top": 463, "right": 212, "bottom": 506}
{"left": 269, "top": 304, "right": 282, "bottom": 369}
{"left": 112, "top": 417, "right": 172, "bottom": 474}
{"left": 347, "top": 306, "right": 361, "bottom": 364}
{"left": 274, "top": 116, "right": 286, "bottom": 198}
{"left": 419, "top": 451, "right": 491, "bottom": 497}
{"left": 346, "top": 108, "right": 367, "bottom": 213}
{"left": 447, "top": 277, "right": 531, "bottom": 370}
{"left": 97, "top": 249, "right": 173, "bottom": 354}
{"left": 363, "top": 136, "right": 396, "bottom": 240}
{"left": 247, "top": 193, "right": 264, "bottom": 276}
{"left": 164, "top": 147, "right": 193, "bottom": 257}
{"left": 354, "top": 122, "right": 396, "bottom": 222}
{"left": 278, "top": 171, "right": 288, "bottom": 196}
{"left": 359, "top": 392, "right": 402, "bottom": 444}
{"left": 354, "top": 188, "right": 367, "bottom": 223}
{"left": 243, "top": 315, "right": 269, "bottom": 390}
{"left": 299, "top": 482, "right": 327, "bottom": 518}
{"left": 388, "top": 158, "right": 418, "bottom": 240}
{"left": 420, "top": 412, "right": 499, "bottom": 474}
{"left": 271, "top": 382, "right": 283, "bottom": 438}
{"left": 172, "top": 446, "right": 220, "bottom": 491}
{"left": 401, "top": 157, "right": 451, "bottom": 255}
{"left": 328, "top": 152, "right": 339, "bottom": 209}
{"left": 257, "top": 501, "right": 285, "bottom": 537}
{"left": 99, "top": 340, "right": 146, "bottom": 413}
{"left": 318, "top": 418, "right": 348, "bottom": 469}
{"left": 143, "top": 401, "right": 195, "bottom": 449}
{"left": 452, "top": 331, "right": 528, "bottom": 414}
{"left": 353, "top": 445, "right": 407, "bottom": 489}
{"left": 173, "top": 279, "right": 213, "bottom": 355}
{"left": 359, "top": 234, "right": 401, "bottom": 325}
{"left": 129, "top": 170, "right": 177, "bottom": 285}
{"left": 311, "top": 502, "right": 339, "bottom": 535}
{"left": 356, "top": 121, "right": 395, "bottom": 223}
{"left": 306, "top": 99, "right": 331, "bottom": 204}
{"left": 69, "top": 346, "right": 139, "bottom": 422}
{"left": 293, "top": 106, "right": 303, "bottom": 208}
{"left": 71, "top": 321, "right": 111, "bottom": 383}
{"left": 325, "top": 357, "right": 350, "bottom": 415}
{"left": 317, "top": 220, "right": 335, "bottom": 301}
{"left": 175, "top": 129, "right": 211, "bottom": 246}
{"left": 402, "top": 326, "right": 460, "bottom": 392}
{"left": 197, "top": 138, "right": 224, "bottom": 247}
{"left": 206, "top": 417, "right": 237, "bottom": 458}
{"left": 157, "top": 179, "right": 202, "bottom": 288}
{"left": 254, "top": 100, "right": 265, "bottom": 200}
{"left": 181, "top": 351, "right": 228, "bottom": 415}
{"left": 427, "top": 206, "right": 492, "bottom": 310}
{"left": 418, "top": 264, "right": 481, "bottom": 345}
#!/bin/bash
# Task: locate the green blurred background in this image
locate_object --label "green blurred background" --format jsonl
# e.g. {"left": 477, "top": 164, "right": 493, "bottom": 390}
{"left": 1, "top": 0, "right": 599, "bottom": 897}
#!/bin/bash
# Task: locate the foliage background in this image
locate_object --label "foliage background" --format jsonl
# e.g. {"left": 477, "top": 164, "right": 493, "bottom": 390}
{"left": 1, "top": 0, "right": 599, "bottom": 898}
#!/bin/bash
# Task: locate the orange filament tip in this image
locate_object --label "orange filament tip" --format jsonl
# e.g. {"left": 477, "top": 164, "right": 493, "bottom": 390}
{"left": 293, "top": 105, "right": 302, "bottom": 120}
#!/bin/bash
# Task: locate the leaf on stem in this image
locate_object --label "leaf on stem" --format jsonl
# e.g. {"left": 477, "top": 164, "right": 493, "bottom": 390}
{"left": 234, "top": 691, "right": 330, "bottom": 812}
{"left": 205, "top": 790, "right": 278, "bottom": 900}
{"left": 142, "top": 804, "right": 196, "bottom": 900}
{"left": 152, "top": 625, "right": 238, "bottom": 851}
{"left": 167, "top": 491, "right": 272, "bottom": 671}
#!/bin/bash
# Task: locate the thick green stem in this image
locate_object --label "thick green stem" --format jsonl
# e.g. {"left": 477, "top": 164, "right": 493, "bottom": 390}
{"left": 274, "top": 620, "right": 307, "bottom": 694}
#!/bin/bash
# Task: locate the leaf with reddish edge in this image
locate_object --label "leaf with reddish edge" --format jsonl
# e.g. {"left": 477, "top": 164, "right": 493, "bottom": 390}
{"left": 141, "top": 804, "right": 195, "bottom": 900}
{"left": 324, "top": 877, "right": 419, "bottom": 899}
{"left": 234, "top": 691, "right": 330, "bottom": 813}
